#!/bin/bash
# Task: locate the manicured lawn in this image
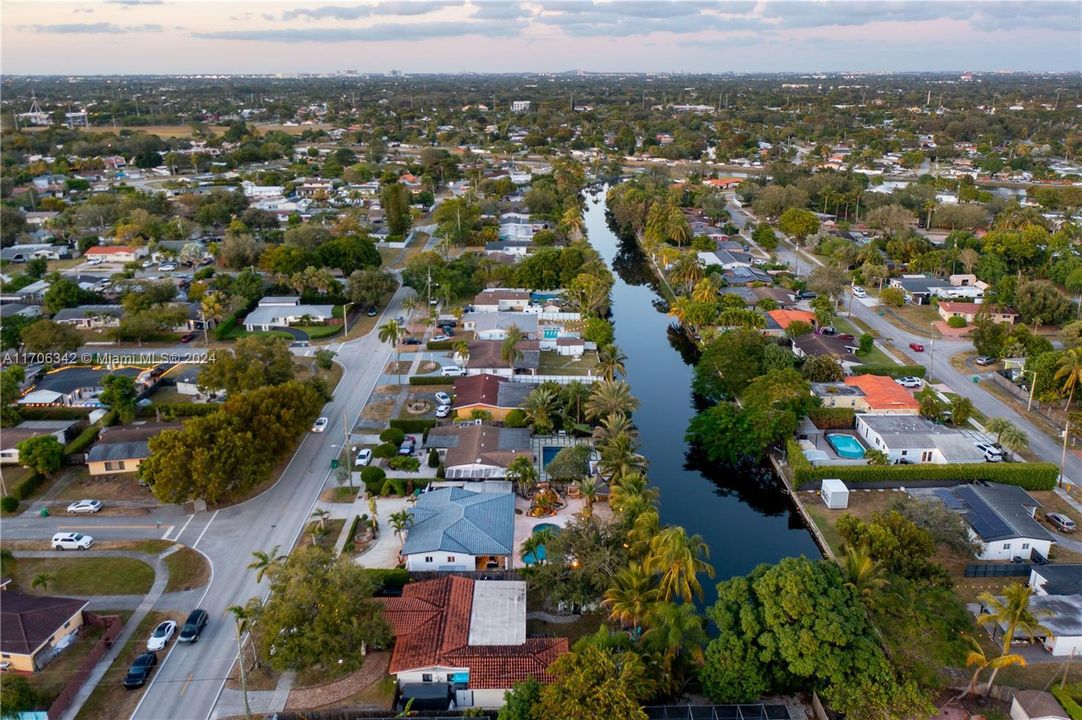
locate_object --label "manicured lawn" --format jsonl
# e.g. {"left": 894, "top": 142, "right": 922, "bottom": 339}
{"left": 220, "top": 326, "right": 295, "bottom": 341}
{"left": 13, "top": 557, "right": 155, "bottom": 596}
{"left": 296, "top": 518, "right": 346, "bottom": 551}
{"left": 163, "top": 547, "right": 211, "bottom": 592}
{"left": 303, "top": 324, "right": 342, "bottom": 339}
{"left": 538, "top": 351, "right": 600, "bottom": 375}
{"left": 833, "top": 317, "right": 896, "bottom": 366}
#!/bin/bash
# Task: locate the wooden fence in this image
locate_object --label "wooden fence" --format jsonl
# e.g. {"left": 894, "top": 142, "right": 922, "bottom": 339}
{"left": 47, "top": 612, "right": 123, "bottom": 720}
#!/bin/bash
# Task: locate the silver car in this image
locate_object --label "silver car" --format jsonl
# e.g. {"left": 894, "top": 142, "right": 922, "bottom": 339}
{"left": 66, "top": 499, "right": 103, "bottom": 514}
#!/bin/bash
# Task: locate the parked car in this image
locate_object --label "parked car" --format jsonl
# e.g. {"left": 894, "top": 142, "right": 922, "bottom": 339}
{"left": 355, "top": 448, "right": 372, "bottom": 466}
{"left": 431, "top": 334, "right": 451, "bottom": 342}
{"left": 123, "top": 652, "right": 158, "bottom": 688}
{"left": 797, "top": 291, "right": 817, "bottom": 300}
{"left": 438, "top": 325, "right": 455, "bottom": 336}
{"left": 311, "top": 417, "right": 329, "bottom": 432}
{"left": 852, "top": 286, "right": 867, "bottom": 298}
{"left": 367, "top": 306, "right": 378, "bottom": 317}
{"left": 402, "top": 337, "right": 422, "bottom": 346}
{"left": 146, "top": 620, "right": 177, "bottom": 651}
{"left": 396, "top": 316, "right": 406, "bottom": 325}
{"left": 1046, "top": 512, "right": 1077, "bottom": 533}
{"left": 440, "top": 365, "right": 466, "bottom": 377}
{"left": 66, "top": 499, "right": 102, "bottom": 514}
{"left": 86, "top": 257, "right": 103, "bottom": 266}
{"left": 435, "top": 404, "right": 452, "bottom": 418}
{"left": 895, "top": 376, "right": 923, "bottom": 389}
{"left": 179, "top": 332, "right": 196, "bottom": 343}
{"left": 908, "top": 342, "right": 925, "bottom": 352}
{"left": 973, "top": 442, "right": 1004, "bottom": 462}
{"left": 141, "top": 260, "right": 154, "bottom": 269}
{"left": 52, "top": 532, "right": 93, "bottom": 550}
{"left": 837, "top": 333, "right": 855, "bottom": 341}
{"left": 178, "top": 609, "right": 209, "bottom": 643}
{"left": 398, "top": 436, "right": 417, "bottom": 456}
{"left": 434, "top": 391, "right": 452, "bottom": 405}
{"left": 158, "top": 263, "right": 177, "bottom": 272}
{"left": 975, "top": 356, "right": 996, "bottom": 366}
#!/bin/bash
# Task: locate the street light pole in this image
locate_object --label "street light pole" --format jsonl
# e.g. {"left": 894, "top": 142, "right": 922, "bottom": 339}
{"left": 1061, "top": 419, "right": 1071, "bottom": 489}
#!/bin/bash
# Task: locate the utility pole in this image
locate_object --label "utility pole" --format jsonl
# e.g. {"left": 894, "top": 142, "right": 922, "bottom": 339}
{"left": 1060, "top": 419, "right": 1071, "bottom": 488}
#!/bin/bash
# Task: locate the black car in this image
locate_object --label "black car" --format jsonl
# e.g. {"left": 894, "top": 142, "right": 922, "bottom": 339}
{"left": 366, "top": 306, "right": 378, "bottom": 317}
{"left": 402, "top": 337, "right": 422, "bottom": 346}
{"left": 178, "top": 609, "right": 209, "bottom": 643}
{"left": 439, "top": 326, "right": 455, "bottom": 336}
{"left": 123, "top": 652, "right": 158, "bottom": 688}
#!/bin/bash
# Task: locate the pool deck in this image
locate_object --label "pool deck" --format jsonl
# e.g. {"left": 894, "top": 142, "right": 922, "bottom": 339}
{"left": 511, "top": 493, "right": 607, "bottom": 568}
{"left": 531, "top": 434, "right": 591, "bottom": 481}
{"left": 804, "top": 430, "right": 869, "bottom": 466}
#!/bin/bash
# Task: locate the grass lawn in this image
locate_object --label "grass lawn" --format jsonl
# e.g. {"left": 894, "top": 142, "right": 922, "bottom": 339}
{"left": 833, "top": 317, "right": 896, "bottom": 366}
{"left": 13, "top": 557, "right": 155, "bottom": 596}
{"left": 322, "top": 486, "right": 360, "bottom": 503}
{"left": 75, "top": 610, "right": 186, "bottom": 720}
{"left": 296, "top": 518, "right": 346, "bottom": 551}
{"left": 303, "top": 324, "right": 343, "bottom": 340}
{"left": 163, "top": 547, "right": 211, "bottom": 592}
{"left": 98, "top": 539, "right": 174, "bottom": 554}
{"left": 25, "top": 621, "right": 108, "bottom": 707}
{"left": 220, "top": 326, "right": 295, "bottom": 341}
{"left": 882, "top": 303, "right": 944, "bottom": 338}
{"left": 538, "top": 350, "right": 600, "bottom": 376}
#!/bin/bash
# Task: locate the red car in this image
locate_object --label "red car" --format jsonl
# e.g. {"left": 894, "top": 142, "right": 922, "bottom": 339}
{"left": 909, "top": 342, "right": 925, "bottom": 352}
{"left": 179, "top": 333, "right": 196, "bottom": 343}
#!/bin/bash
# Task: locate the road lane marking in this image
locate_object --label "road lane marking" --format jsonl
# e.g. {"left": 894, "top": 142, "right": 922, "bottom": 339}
{"left": 58, "top": 524, "right": 161, "bottom": 529}
{"left": 172, "top": 514, "right": 195, "bottom": 541}
{"left": 179, "top": 672, "right": 193, "bottom": 696}
{"left": 160, "top": 525, "right": 175, "bottom": 540}
{"left": 192, "top": 510, "right": 218, "bottom": 548}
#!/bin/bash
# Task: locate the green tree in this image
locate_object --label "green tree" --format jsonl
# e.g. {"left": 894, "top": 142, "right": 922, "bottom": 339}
{"left": 535, "top": 641, "right": 651, "bottom": 720}
{"left": 645, "top": 526, "right": 714, "bottom": 602}
{"left": 499, "top": 679, "right": 541, "bottom": 720}
{"left": 879, "top": 286, "right": 906, "bottom": 307}
{"left": 0, "top": 676, "right": 40, "bottom": 717}
{"left": 1056, "top": 347, "right": 1082, "bottom": 410}
{"left": 31, "top": 572, "right": 55, "bottom": 592}
{"left": 524, "top": 386, "right": 558, "bottom": 434}
{"left": 506, "top": 455, "right": 538, "bottom": 498}
{"left": 602, "top": 563, "right": 659, "bottom": 629}
{"left": 801, "top": 354, "right": 844, "bottom": 382}
{"left": 389, "top": 509, "right": 413, "bottom": 545}
{"left": 247, "top": 545, "right": 285, "bottom": 583}
{"left": 16, "top": 435, "right": 64, "bottom": 477}
{"left": 948, "top": 395, "right": 974, "bottom": 426}
{"left": 693, "top": 329, "right": 767, "bottom": 401}
{"left": 43, "top": 278, "right": 87, "bottom": 313}
{"left": 544, "top": 444, "right": 592, "bottom": 484}
{"left": 100, "top": 374, "right": 138, "bottom": 424}
{"left": 985, "top": 418, "right": 1029, "bottom": 454}
{"left": 20, "top": 319, "right": 82, "bottom": 356}
{"left": 348, "top": 268, "right": 397, "bottom": 307}
{"left": 971, "top": 313, "right": 1009, "bottom": 358}
{"left": 199, "top": 335, "right": 296, "bottom": 395}
{"left": 434, "top": 197, "right": 480, "bottom": 245}
{"left": 778, "top": 207, "right": 820, "bottom": 244}
{"left": 380, "top": 182, "right": 413, "bottom": 236}
{"left": 378, "top": 320, "right": 405, "bottom": 384}
{"left": 975, "top": 583, "right": 1052, "bottom": 693}
{"left": 585, "top": 380, "right": 638, "bottom": 421}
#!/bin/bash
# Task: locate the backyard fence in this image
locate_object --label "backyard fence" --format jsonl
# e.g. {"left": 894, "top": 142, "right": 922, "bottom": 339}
{"left": 407, "top": 570, "right": 524, "bottom": 582}
{"left": 47, "top": 613, "right": 123, "bottom": 720}
{"left": 964, "top": 563, "right": 1032, "bottom": 579}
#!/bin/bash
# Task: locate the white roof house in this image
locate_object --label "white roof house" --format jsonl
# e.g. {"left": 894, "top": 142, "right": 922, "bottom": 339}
{"left": 243, "top": 296, "right": 335, "bottom": 332}
{"left": 855, "top": 415, "right": 987, "bottom": 465}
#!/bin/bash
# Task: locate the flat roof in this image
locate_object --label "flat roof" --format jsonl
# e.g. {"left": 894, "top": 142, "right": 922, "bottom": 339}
{"left": 468, "top": 581, "right": 526, "bottom": 646}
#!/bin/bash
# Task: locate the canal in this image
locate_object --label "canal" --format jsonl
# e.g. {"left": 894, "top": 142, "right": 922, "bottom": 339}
{"left": 584, "top": 190, "right": 820, "bottom": 603}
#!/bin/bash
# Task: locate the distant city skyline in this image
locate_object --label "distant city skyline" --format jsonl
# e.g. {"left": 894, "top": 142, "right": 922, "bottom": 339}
{"left": 2, "top": 1, "right": 1080, "bottom": 76}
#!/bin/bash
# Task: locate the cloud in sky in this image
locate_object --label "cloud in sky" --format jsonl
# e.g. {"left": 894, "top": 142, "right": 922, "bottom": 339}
{"left": 28, "top": 22, "right": 163, "bottom": 33}
{"left": 194, "top": 19, "right": 527, "bottom": 42}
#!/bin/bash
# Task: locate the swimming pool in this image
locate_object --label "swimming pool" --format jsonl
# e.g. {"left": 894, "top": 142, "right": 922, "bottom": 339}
{"left": 541, "top": 446, "right": 562, "bottom": 467}
{"left": 522, "top": 524, "right": 561, "bottom": 565}
{"left": 826, "top": 433, "right": 866, "bottom": 460}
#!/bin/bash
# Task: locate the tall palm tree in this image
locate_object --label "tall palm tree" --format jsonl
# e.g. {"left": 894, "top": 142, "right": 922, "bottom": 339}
{"left": 228, "top": 603, "right": 255, "bottom": 720}
{"left": 389, "top": 510, "right": 413, "bottom": 545}
{"left": 507, "top": 455, "right": 538, "bottom": 498}
{"left": 378, "top": 319, "right": 405, "bottom": 384}
{"left": 975, "top": 583, "right": 1053, "bottom": 693}
{"left": 597, "top": 344, "right": 628, "bottom": 382}
{"left": 627, "top": 507, "right": 660, "bottom": 561}
{"left": 524, "top": 386, "right": 559, "bottom": 434}
{"left": 401, "top": 294, "right": 420, "bottom": 323}
{"left": 586, "top": 380, "right": 638, "bottom": 421}
{"left": 247, "top": 546, "right": 284, "bottom": 583}
{"left": 561, "top": 207, "right": 584, "bottom": 242}
{"left": 954, "top": 634, "right": 1026, "bottom": 700}
{"left": 500, "top": 324, "right": 524, "bottom": 368}
{"left": 598, "top": 432, "right": 647, "bottom": 483}
{"left": 691, "top": 276, "right": 721, "bottom": 303}
{"left": 644, "top": 527, "right": 715, "bottom": 603}
{"left": 668, "top": 251, "right": 704, "bottom": 294}
{"left": 602, "top": 563, "right": 659, "bottom": 629}
{"left": 31, "top": 572, "right": 55, "bottom": 592}
{"left": 311, "top": 508, "right": 330, "bottom": 532}
{"left": 592, "top": 412, "right": 637, "bottom": 445}
{"left": 642, "top": 601, "right": 707, "bottom": 697}
{"left": 559, "top": 381, "right": 590, "bottom": 427}
{"left": 985, "top": 418, "right": 1028, "bottom": 453}
{"left": 840, "top": 545, "right": 888, "bottom": 599}
{"left": 575, "top": 476, "right": 601, "bottom": 520}
{"left": 1056, "top": 348, "right": 1082, "bottom": 410}
{"left": 608, "top": 472, "right": 659, "bottom": 518}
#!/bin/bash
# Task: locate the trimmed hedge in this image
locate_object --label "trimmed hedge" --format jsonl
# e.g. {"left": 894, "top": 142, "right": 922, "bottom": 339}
{"left": 363, "top": 567, "right": 410, "bottom": 588}
{"left": 64, "top": 425, "right": 101, "bottom": 455}
{"left": 380, "top": 427, "right": 406, "bottom": 445}
{"left": 1, "top": 496, "right": 19, "bottom": 513}
{"left": 807, "top": 407, "right": 856, "bottom": 429}
{"left": 361, "top": 467, "right": 386, "bottom": 495}
{"left": 19, "top": 407, "right": 88, "bottom": 421}
{"left": 12, "top": 472, "right": 46, "bottom": 501}
{"left": 426, "top": 340, "right": 452, "bottom": 351}
{"left": 852, "top": 364, "right": 927, "bottom": 379}
{"left": 1050, "top": 684, "right": 1082, "bottom": 719}
{"left": 408, "top": 376, "right": 452, "bottom": 386}
{"left": 389, "top": 418, "right": 438, "bottom": 433}
{"left": 792, "top": 459, "right": 1059, "bottom": 491}
{"left": 151, "top": 403, "right": 220, "bottom": 418}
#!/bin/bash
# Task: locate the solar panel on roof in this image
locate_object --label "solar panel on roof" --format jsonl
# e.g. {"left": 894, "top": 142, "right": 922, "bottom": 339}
{"left": 933, "top": 487, "right": 967, "bottom": 510}
{"left": 957, "top": 485, "right": 1013, "bottom": 539}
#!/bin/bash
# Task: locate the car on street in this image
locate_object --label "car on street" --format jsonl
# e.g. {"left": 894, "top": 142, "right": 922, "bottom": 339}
{"left": 431, "top": 334, "right": 451, "bottom": 342}
{"left": 438, "top": 326, "right": 455, "bottom": 336}
{"left": 178, "top": 609, "right": 209, "bottom": 643}
{"left": 852, "top": 286, "right": 867, "bottom": 298}
{"left": 141, "top": 260, "right": 154, "bottom": 269}
{"left": 895, "top": 377, "right": 923, "bottom": 389}
{"left": 908, "top": 342, "right": 925, "bottom": 352}
{"left": 355, "top": 448, "right": 372, "bottom": 466}
{"left": 396, "top": 316, "right": 406, "bottom": 325}
{"left": 159, "top": 263, "right": 177, "bottom": 272}
{"left": 398, "top": 436, "right": 417, "bottom": 456}
{"left": 797, "top": 291, "right": 817, "bottom": 300}
{"left": 1046, "top": 512, "right": 1077, "bottom": 533}
{"left": 440, "top": 365, "right": 466, "bottom": 377}
{"left": 52, "top": 532, "right": 93, "bottom": 550}
{"left": 434, "top": 391, "right": 452, "bottom": 405}
{"left": 311, "top": 417, "right": 329, "bottom": 432}
{"left": 86, "top": 257, "right": 103, "bottom": 266}
{"left": 179, "top": 332, "right": 196, "bottom": 343}
{"left": 435, "top": 404, "right": 452, "bottom": 418}
{"left": 975, "top": 356, "right": 996, "bottom": 366}
{"left": 66, "top": 499, "right": 102, "bottom": 514}
{"left": 973, "top": 442, "right": 1004, "bottom": 462}
{"left": 402, "top": 337, "right": 422, "bottom": 345}
{"left": 367, "top": 306, "right": 378, "bottom": 317}
{"left": 147, "top": 620, "right": 177, "bottom": 651}
{"left": 123, "top": 652, "right": 158, "bottom": 688}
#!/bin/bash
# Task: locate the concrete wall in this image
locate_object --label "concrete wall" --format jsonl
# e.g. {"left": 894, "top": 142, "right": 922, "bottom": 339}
{"left": 405, "top": 552, "right": 476, "bottom": 571}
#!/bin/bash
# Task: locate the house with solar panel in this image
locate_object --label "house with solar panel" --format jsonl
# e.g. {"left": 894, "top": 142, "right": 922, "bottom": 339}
{"left": 916, "top": 484, "right": 1057, "bottom": 562}
{"left": 400, "top": 487, "right": 515, "bottom": 572}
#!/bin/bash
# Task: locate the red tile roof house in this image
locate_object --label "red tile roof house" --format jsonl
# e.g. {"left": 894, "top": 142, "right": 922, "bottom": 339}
{"left": 380, "top": 576, "right": 568, "bottom": 710}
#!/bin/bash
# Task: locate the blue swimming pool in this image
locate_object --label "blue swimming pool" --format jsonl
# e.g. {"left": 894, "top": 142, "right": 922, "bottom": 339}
{"left": 541, "top": 446, "right": 562, "bottom": 467}
{"left": 826, "top": 433, "right": 866, "bottom": 459}
{"left": 522, "top": 524, "right": 561, "bottom": 565}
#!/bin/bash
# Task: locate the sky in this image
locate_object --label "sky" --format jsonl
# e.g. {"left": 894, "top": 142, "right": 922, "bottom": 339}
{"left": 2, "top": 0, "right": 1080, "bottom": 75}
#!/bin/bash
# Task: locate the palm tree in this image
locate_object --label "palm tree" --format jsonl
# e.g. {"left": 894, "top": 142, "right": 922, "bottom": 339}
{"left": 691, "top": 276, "right": 721, "bottom": 303}
{"left": 628, "top": 508, "right": 660, "bottom": 560}
{"left": 524, "top": 386, "right": 558, "bottom": 434}
{"left": 559, "top": 381, "right": 590, "bottom": 426}
{"left": 575, "top": 477, "right": 601, "bottom": 520}
{"left": 500, "top": 324, "right": 524, "bottom": 368}
{"left": 954, "top": 634, "right": 1026, "bottom": 700}
{"left": 598, "top": 432, "right": 647, "bottom": 483}
{"left": 389, "top": 510, "right": 413, "bottom": 545}
{"left": 644, "top": 527, "right": 715, "bottom": 603}
{"left": 985, "top": 418, "right": 1029, "bottom": 454}
{"left": 602, "top": 563, "right": 659, "bottom": 629}
{"left": 311, "top": 508, "right": 330, "bottom": 532}
{"left": 401, "top": 294, "right": 420, "bottom": 323}
{"left": 642, "top": 602, "right": 707, "bottom": 696}
{"left": 597, "top": 344, "right": 627, "bottom": 382}
{"left": 247, "top": 546, "right": 284, "bottom": 583}
{"left": 378, "top": 319, "right": 405, "bottom": 384}
{"left": 452, "top": 339, "right": 470, "bottom": 366}
{"left": 561, "top": 207, "right": 584, "bottom": 242}
{"left": 228, "top": 604, "right": 255, "bottom": 720}
{"left": 507, "top": 455, "right": 538, "bottom": 498}
{"left": 608, "top": 472, "right": 659, "bottom": 518}
{"left": 975, "top": 583, "right": 1053, "bottom": 693}
{"left": 1056, "top": 347, "right": 1082, "bottom": 410}
{"left": 668, "top": 251, "right": 704, "bottom": 294}
{"left": 586, "top": 380, "right": 638, "bottom": 421}
{"left": 840, "top": 545, "right": 888, "bottom": 599}
{"left": 31, "top": 572, "right": 55, "bottom": 592}
{"left": 592, "top": 412, "right": 637, "bottom": 445}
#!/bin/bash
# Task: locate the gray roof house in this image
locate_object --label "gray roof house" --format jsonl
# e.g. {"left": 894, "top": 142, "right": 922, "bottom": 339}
{"left": 1030, "top": 564, "right": 1082, "bottom": 596}
{"left": 425, "top": 424, "right": 534, "bottom": 480}
{"left": 856, "top": 414, "right": 988, "bottom": 465}
{"left": 53, "top": 305, "right": 124, "bottom": 328}
{"left": 402, "top": 487, "right": 516, "bottom": 571}
{"left": 463, "top": 312, "right": 540, "bottom": 340}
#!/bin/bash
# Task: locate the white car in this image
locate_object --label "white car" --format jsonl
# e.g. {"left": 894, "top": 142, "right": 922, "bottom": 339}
{"left": 311, "top": 417, "right": 329, "bottom": 432}
{"left": 431, "top": 334, "right": 451, "bottom": 343}
{"left": 852, "top": 286, "right": 867, "bottom": 298}
{"left": 434, "top": 391, "right": 452, "bottom": 405}
{"left": 86, "top": 257, "right": 103, "bottom": 266}
{"left": 146, "top": 620, "right": 177, "bottom": 651}
{"left": 974, "top": 442, "right": 1004, "bottom": 462}
{"left": 435, "top": 404, "right": 452, "bottom": 418}
{"left": 440, "top": 366, "right": 466, "bottom": 377}
{"left": 66, "top": 499, "right": 103, "bottom": 514}
{"left": 52, "top": 532, "right": 93, "bottom": 550}
{"left": 158, "top": 263, "right": 177, "bottom": 272}
{"left": 141, "top": 260, "right": 154, "bottom": 269}
{"left": 355, "top": 448, "right": 372, "bottom": 466}
{"left": 895, "top": 376, "right": 923, "bottom": 389}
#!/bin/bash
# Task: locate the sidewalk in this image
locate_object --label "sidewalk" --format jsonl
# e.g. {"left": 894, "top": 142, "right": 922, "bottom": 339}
{"left": 212, "top": 671, "right": 294, "bottom": 720}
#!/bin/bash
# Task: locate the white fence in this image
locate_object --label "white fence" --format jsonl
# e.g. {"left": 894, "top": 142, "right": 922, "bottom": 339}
{"left": 510, "top": 374, "right": 599, "bottom": 385}
{"left": 539, "top": 312, "right": 582, "bottom": 321}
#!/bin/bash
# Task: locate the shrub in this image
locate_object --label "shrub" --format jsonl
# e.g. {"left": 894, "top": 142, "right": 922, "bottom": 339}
{"left": 388, "top": 456, "right": 421, "bottom": 472}
{"left": 408, "top": 376, "right": 452, "bottom": 386}
{"left": 427, "top": 340, "right": 452, "bottom": 351}
{"left": 389, "top": 418, "right": 438, "bottom": 433}
{"left": 504, "top": 409, "right": 528, "bottom": 428}
{"left": 343, "top": 514, "right": 362, "bottom": 554}
{"left": 379, "top": 427, "right": 406, "bottom": 445}
{"left": 427, "top": 448, "right": 440, "bottom": 468}
{"left": 314, "top": 349, "right": 335, "bottom": 370}
{"left": 792, "top": 460, "right": 1059, "bottom": 491}
{"left": 946, "top": 316, "right": 967, "bottom": 329}
{"left": 1, "top": 496, "right": 19, "bottom": 513}
{"left": 436, "top": 463, "right": 446, "bottom": 479}
{"left": 379, "top": 477, "right": 407, "bottom": 496}
{"left": 12, "top": 473, "right": 46, "bottom": 501}
{"left": 372, "top": 442, "right": 398, "bottom": 459}
{"left": 362, "top": 567, "right": 410, "bottom": 588}
{"left": 807, "top": 407, "right": 855, "bottom": 429}
{"left": 1051, "top": 683, "right": 1082, "bottom": 718}
{"left": 361, "top": 466, "right": 386, "bottom": 494}
{"left": 852, "top": 364, "right": 927, "bottom": 379}
{"left": 64, "top": 425, "right": 101, "bottom": 455}
{"left": 880, "top": 287, "right": 906, "bottom": 306}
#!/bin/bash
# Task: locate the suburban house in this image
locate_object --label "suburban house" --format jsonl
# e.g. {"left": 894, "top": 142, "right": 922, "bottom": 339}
{"left": 1009, "top": 690, "right": 1070, "bottom": 720}
{"left": 790, "top": 334, "right": 860, "bottom": 368}
{"left": 0, "top": 303, "right": 42, "bottom": 321}
{"left": 697, "top": 248, "right": 755, "bottom": 269}
{"left": 0, "top": 420, "right": 80, "bottom": 464}
{"left": 812, "top": 375, "right": 920, "bottom": 415}
{"left": 465, "top": 340, "right": 540, "bottom": 377}
{"left": 18, "top": 366, "right": 144, "bottom": 407}
{"left": 855, "top": 415, "right": 988, "bottom": 464}
{"left": 937, "top": 302, "right": 1018, "bottom": 325}
{"left": 1029, "top": 564, "right": 1082, "bottom": 596}
{"left": 472, "top": 289, "right": 532, "bottom": 313}
{"left": 498, "top": 213, "right": 547, "bottom": 242}
{"left": 722, "top": 266, "right": 774, "bottom": 286}
{"left": 462, "top": 312, "right": 539, "bottom": 341}
{"left": 86, "top": 422, "right": 179, "bottom": 476}
{"left": 425, "top": 423, "right": 533, "bottom": 480}
{"left": 0, "top": 591, "right": 88, "bottom": 672}
{"left": 484, "top": 240, "right": 533, "bottom": 257}
{"left": 84, "top": 245, "right": 147, "bottom": 263}
{"left": 765, "top": 309, "right": 816, "bottom": 335}
{"left": 889, "top": 274, "right": 987, "bottom": 305}
{"left": 1024, "top": 566, "right": 1082, "bottom": 659}
{"left": 452, "top": 374, "right": 531, "bottom": 421}
{"left": 53, "top": 305, "right": 125, "bottom": 329}
{"left": 243, "top": 296, "right": 335, "bottom": 332}
{"left": 401, "top": 487, "right": 516, "bottom": 571}
{"left": 0, "top": 244, "right": 71, "bottom": 263}
{"left": 379, "top": 576, "right": 568, "bottom": 709}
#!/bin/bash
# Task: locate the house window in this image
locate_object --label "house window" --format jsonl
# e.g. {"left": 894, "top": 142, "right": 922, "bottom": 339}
{"left": 447, "top": 556, "right": 455, "bottom": 563}
{"left": 901, "top": 450, "right": 907, "bottom": 456}
{"left": 63, "top": 621, "right": 70, "bottom": 629}
{"left": 104, "top": 461, "right": 126, "bottom": 471}
{"left": 921, "top": 451, "right": 933, "bottom": 462}
{"left": 1003, "top": 543, "right": 1011, "bottom": 550}
{"left": 422, "top": 673, "right": 433, "bottom": 682}
{"left": 424, "top": 556, "right": 433, "bottom": 563}
{"left": 1022, "top": 543, "right": 1030, "bottom": 550}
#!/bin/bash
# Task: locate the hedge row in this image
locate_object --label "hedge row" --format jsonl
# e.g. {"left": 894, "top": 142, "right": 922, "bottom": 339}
{"left": 792, "top": 459, "right": 1059, "bottom": 491}
{"left": 409, "top": 376, "right": 453, "bottom": 386}
{"left": 138, "top": 402, "right": 219, "bottom": 419}
{"left": 362, "top": 567, "right": 410, "bottom": 588}
{"left": 807, "top": 407, "right": 856, "bottom": 429}
{"left": 389, "top": 418, "right": 438, "bottom": 433}
{"left": 343, "top": 514, "right": 363, "bottom": 553}
{"left": 852, "top": 364, "right": 927, "bottom": 379}
{"left": 65, "top": 425, "right": 102, "bottom": 455}
{"left": 1050, "top": 684, "right": 1082, "bottom": 719}
{"left": 11, "top": 472, "right": 46, "bottom": 501}
{"left": 19, "top": 407, "right": 89, "bottom": 421}
{"left": 426, "top": 340, "right": 452, "bottom": 351}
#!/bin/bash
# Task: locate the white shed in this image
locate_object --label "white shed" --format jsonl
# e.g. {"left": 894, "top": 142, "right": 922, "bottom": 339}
{"left": 820, "top": 479, "right": 849, "bottom": 509}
